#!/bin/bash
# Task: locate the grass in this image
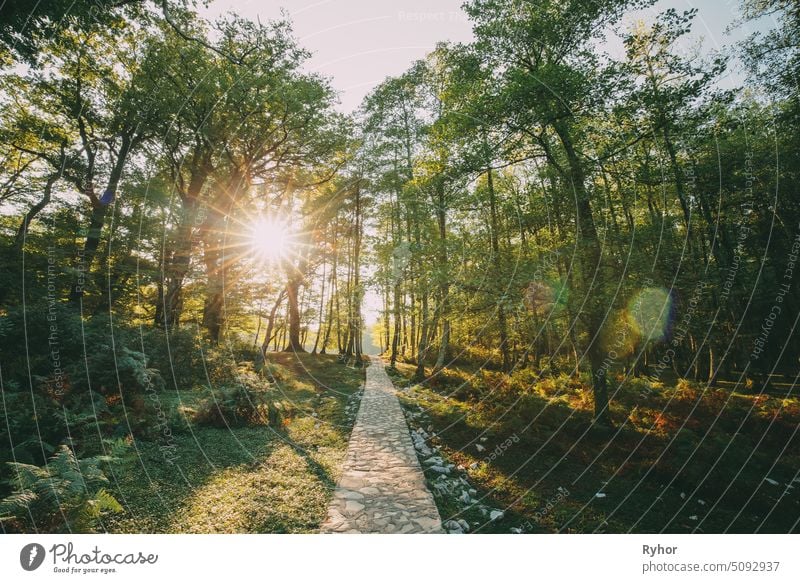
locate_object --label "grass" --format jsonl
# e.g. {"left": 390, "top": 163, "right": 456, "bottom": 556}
{"left": 388, "top": 360, "right": 800, "bottom": 533}
{"left": 105, "top": 353, "right": 364, "bottom": 533}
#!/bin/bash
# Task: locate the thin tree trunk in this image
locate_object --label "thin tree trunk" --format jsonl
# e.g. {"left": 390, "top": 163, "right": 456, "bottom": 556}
{"left": 433, "top": 179, "right": 450, "bottom": 374}
{"left": 486, "top": 165, "right": 511, "bottom": 372}
{"left": 14, "top": 169, "right": 62, "bottom": 249}
{"left": 554, "top": 121, "right": 610, "bottom": 425}
{"left": 311, "top": 256, "right": 327, "bottom": 354}
{"left": 351, "top": 180, "right": 364, "bottom": 366}
{"left": 284, "top": 276, "right": 305, "bottom": 352}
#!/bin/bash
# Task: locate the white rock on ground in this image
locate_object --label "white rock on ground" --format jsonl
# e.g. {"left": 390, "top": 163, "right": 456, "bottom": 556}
{"left": 424, "top": 456, "right": 445, "bottom": 466}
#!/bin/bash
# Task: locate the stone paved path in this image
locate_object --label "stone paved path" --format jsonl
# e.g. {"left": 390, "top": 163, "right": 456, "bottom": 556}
{"left": 321, "top": 355, "right": 443, "bottom": 533}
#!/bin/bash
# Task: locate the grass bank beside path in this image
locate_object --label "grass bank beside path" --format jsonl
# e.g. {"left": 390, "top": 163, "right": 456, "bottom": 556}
{"left": 388, "top": 360, "right": 800, "bottom": 534}
{"left": 107, "top": 353, "right": 365, "bottom": 533}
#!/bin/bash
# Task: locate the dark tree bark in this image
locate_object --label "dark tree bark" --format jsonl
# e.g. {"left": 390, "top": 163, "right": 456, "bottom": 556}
{"left": 201, "top": 170, "right": 245, "bottom": 342}
{"left": 14, "top": 169, "right": 61, "bottom": 250}
{"left": 70, "top": 133, "right": 134, "bottom": 303}
{"left": 311, "top": 255, "right": 327, "bottom": 354}
{"left": 432, "top": 179, "right": 450, "bottom": 375}
{"left": 554, "top": 120, "right": 611, "bottom": 425}
{"left": 283, "top": 275, "right": 306, "bottom": 352}
{"left": 158, "top": 160, "right": 210, "bottom": 329}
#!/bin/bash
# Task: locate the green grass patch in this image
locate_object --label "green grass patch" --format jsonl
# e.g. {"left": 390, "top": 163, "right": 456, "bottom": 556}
{"left": 106, "top": 353, "right": 364, "bottom": 533}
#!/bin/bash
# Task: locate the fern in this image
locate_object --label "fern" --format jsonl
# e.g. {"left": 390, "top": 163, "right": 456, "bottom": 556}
{"left": 0, "top": 442, "right": 128, "bottom": 533}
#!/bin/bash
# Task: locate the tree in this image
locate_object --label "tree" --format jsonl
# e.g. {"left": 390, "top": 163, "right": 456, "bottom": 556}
{"left": 462, "top": 0, "right": 659, "bottom": 422}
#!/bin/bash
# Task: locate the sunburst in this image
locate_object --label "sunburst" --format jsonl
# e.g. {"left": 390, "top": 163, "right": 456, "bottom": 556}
{"left": 249, "top": 216, "right": 291, "bottom": 263}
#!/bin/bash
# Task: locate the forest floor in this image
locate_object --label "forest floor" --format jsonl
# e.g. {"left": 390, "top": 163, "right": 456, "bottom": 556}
{"left": 387, "top": 360, "right": 800, "bottom": 534}
{"left": 106, "top": 353, "right": 365, "bottom": 533}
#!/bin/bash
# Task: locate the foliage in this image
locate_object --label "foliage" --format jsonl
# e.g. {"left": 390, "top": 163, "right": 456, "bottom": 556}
{"left": 141, "top": 328, "right": 208, "bottom": 390}
{"left": 0, "top": 442, "right": 126, "bottom": 533}
{"left": 191, "top": 385, "right": 278, "bottom": 429}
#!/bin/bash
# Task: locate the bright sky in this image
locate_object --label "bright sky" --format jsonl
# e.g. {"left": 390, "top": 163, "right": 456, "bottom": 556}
{"left": 202, "top": 0, "right": 472, "bottom": 112}
{"left": 201, "top": 0, "right": 773, "bottom": 113}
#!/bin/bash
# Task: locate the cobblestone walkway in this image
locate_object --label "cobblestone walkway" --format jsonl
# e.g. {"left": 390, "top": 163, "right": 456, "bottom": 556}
{"left": 321, "top": 355, "right": 443, "bottom": 533}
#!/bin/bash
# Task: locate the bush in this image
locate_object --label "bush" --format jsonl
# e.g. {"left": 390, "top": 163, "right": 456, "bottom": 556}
{"left": 0, "top": 383, "right": 64, "bottom": 469}
{"left": 70, "top": 345, "right": 165, "bottom": 397}
{"left": 225, "top": 338, "right": 258, "bottom": 362}
{"left": 532, "top": 374, "right": 575, "bottom": 400}
{"left": 141, "top": 328, "right": 206, "bottom": 390}
{"left": 0, "top": 442, "right": 127, "bottom": 533}
{"left": 191, "top": 385, "right": 280, "bottom": 428}
{"left": 428, "top": 369, "right": 467, "bottom": 392}
{"left": 64, "top": 345, "right": 168, "bottom": 440}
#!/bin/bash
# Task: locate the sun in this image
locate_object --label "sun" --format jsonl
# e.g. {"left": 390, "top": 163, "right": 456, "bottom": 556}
{"left": 249, "top": 217, "right": 290, "bottom": 262}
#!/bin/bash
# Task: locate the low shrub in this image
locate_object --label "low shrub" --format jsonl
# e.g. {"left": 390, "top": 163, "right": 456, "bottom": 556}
{"left": 191, "top": 385, "right": 280, "bottom": 428}
{"left": 141, "top": 328, "right": 206, "bottom": 390}
{"left": 69, "top": 345, "right": 165, "bottom": 398}
{"left": 427, "top": 369, "right": 461, "bottom": 388}
{"left": 533, "top": 374, "right": 575, "bottom": 400}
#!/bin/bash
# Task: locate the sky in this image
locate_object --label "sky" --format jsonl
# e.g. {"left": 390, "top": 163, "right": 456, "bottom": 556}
{"left": 201, "top": 0, "right": 472, "bottom": 112}
{"left": 201, "top": 0, "right": 775, "bottom": 113}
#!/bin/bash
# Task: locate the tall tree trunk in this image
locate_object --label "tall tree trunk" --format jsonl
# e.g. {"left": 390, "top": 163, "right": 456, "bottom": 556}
{"left": 201, "top": 170, "right": 244, "bottom": 342}
{"left": 70, "top": 134, "right": 133, "bottom": 302}
{"left": 322, "top": 219, "right": 339, "bottom": 355}
{"left": 342, "top": 226, "right": 353, "bottom": 358}
{"left": 253, "top": 295, "right": 265, "bottom": 349}
{"left": 351, "top": 181, "right": 364, "bottom": 366}
{"left": 413, "top": 290, "right": 429, "bottom": 382}
{"left": 554, "top": 121, "right": 611, "bottom": 425}
{"left": 486, "top": 165, "right": 511, "bottom": 372}
{"left": 284, "top": 275, "right": 305, "bottom": 352}
{"left": 383, "top": 277, "right": 390, "bottom": 354}
{"left": 159, "top": 196, "right": 199, "bottom": 329}
{"left": 390, "top": 281, "right": 401, "bottom": 367}
{"left": 433, "top": 179, "right": 450, "bottom": 374}
{"left": 159, "top": 164, "right": 209, "bottom": 329}
{"left": 201, "top": 202, "right": 225, "bottom": 344}
{"left": 311, "top": 256, "right": 327, "bottom": 354}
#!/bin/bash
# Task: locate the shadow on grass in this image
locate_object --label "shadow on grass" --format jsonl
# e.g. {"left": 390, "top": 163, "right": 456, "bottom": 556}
{"left": 391, "top": 361, "right": 800, "bottom": 534}
{"left": 107, "top": 353, "right": 365, "bottom": 533}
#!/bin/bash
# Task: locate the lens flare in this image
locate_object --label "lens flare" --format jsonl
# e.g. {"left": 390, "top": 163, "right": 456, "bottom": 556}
{"left": 524, "top": 278, "right": 568, "bottom": 314}
{"left": 626, "top": 287, "right": 673, "bottom": 344}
